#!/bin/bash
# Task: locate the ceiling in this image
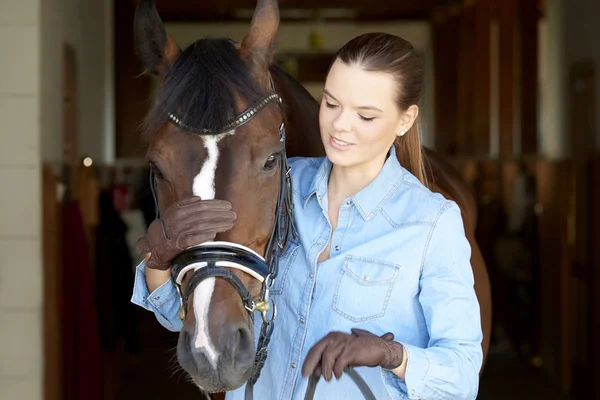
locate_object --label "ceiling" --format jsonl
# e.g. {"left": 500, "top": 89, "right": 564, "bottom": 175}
{"left": 153, "top": 0, "right": 456, "bottom": 22}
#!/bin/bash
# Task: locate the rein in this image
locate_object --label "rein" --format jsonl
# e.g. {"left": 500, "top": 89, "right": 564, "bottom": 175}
{"left": 304, "top": 368, "right": 376, "bottom": 400}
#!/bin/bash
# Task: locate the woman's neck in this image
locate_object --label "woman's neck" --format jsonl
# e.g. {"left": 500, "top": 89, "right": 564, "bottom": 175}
{"left": 328, "top": 154, "right": 387, "bottom": 201}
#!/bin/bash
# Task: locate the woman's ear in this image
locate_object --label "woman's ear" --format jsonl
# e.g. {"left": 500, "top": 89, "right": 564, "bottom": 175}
{"left": 396, "top": 105, "right": 419, "bottom": 136}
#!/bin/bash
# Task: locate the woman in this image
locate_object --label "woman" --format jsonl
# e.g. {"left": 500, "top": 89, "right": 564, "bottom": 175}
{"left": 132, "top": 33, "right": 483, "bottom": 399}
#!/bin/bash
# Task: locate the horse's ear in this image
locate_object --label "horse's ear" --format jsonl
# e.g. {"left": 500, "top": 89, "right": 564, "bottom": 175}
{"left": 134, "top": 0, "right": 181, "bottom": 77}
{"left": 238, "top": 0, "right": 280, "bottom": 70}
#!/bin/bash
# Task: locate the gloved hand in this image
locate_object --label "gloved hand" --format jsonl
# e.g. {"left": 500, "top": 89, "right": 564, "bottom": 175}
{"left": 136, "top": 197, "right": 236, "bottom": 270}
{"left": 302, "top": 328, "right": 404, "bottom": 381}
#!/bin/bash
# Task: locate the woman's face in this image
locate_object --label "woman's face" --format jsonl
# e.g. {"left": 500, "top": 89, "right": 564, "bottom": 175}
{"left": 319, "top": 59, "right": 415, "bottom": 170}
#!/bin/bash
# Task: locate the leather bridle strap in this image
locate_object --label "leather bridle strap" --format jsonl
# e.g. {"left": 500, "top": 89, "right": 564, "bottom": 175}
{"left": 184, "top": 265, "right": 254, "bottom": 311}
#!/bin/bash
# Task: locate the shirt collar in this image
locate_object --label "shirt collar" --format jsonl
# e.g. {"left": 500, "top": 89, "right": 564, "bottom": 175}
{"left": 304, "top": 146, "right": 405, "bottom": 221}
{"left": 304, "top": 156, "right": 332, "bottom": 209}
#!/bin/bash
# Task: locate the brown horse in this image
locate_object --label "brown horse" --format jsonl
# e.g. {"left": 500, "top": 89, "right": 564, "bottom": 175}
{"left": 134, "top": 0, "right": 491, "bottom": 394}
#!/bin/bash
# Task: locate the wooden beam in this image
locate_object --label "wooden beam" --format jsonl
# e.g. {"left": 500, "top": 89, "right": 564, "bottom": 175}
{"left": 432, "top": 0, "right": 491, "bottom": 157}
{"left": 154, "top": 0, "right": 446, "bottom": 13}
{"left": 432, "top": 7, "right": 461, "bottom": 155}
{"left": 518, "top": 0, "right": 539, "bottom": 154}
{"left": 497, "top": 0, "right": 539, "bottom": 156}
{"left": 43, "top": 165, "right": 63, "bottom": 400}
{"left": 591, "top": 153, "right": 600, "bottom": 400}
{"left": 498, "top": 0, "right": 517, "bottom": 156}
{"left": 456, "top": 3, "right": 476, "bottom": 155}
{"left": 115, "top": 0, "right": 152, "bottom": 159}
{"left": 569, "top": 61, "right": 597, "bottom": 398}
{"left": 153, "top": 0, "right": 453, "bottom": 21}
{"left": 472, "top": 0, "right": 491, "bottom": 155}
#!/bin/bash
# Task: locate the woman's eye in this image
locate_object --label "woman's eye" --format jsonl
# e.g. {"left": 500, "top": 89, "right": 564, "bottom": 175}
{"left": 263, "top": 153, "right": 278, "bottom": 171}
{"left": 359, "top": 115, "right": 375, "bottom": 122}
{"left": 325, "top": 101, "right": 338, "bottom": 109}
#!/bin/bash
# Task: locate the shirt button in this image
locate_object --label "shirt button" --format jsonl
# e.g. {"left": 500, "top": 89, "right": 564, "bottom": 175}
{"left": 317, "top": 242, "right": 323, "bottom": 246}
{"left": 335, "top": 246, "right": 340, "bottom": 251}
{"left": 291, "top": 363, "right": 297, "bottom": 369}
{"left": 364, "top": 275, "right": 370, "bottom": 281}
{"left": 309, "top": 273, "right": 314, "bottom": 279}
{"left": 300, "top": 319, "right": 305, "bottom": 324}
{"left": 155, "top": 296, "right": 160, "bottom": 300}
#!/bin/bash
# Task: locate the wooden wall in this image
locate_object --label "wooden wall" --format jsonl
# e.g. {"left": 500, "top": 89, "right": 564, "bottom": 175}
{"left": 432, "top": 0, "right": 539, "bottom": 157}
{"left": 450, "top": 156, "right": 575, "bottom": 391}
{"left": 42, "top": 163, "right": 101, "bottom": 400}
{"left": 427, "top": 0, "right": 600, "bottom": 395}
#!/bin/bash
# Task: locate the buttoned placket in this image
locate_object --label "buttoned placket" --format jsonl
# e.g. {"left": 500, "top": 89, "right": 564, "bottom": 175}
{"left": 283, "top": 192, "right": 333, "bottom": 399}
{"left": 284, "top": 196, "right": 356, "bottom": 399}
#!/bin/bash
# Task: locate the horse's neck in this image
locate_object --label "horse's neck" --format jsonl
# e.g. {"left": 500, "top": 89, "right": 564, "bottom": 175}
{"left": 269, "top": 65, "right": 325, "bottom": 158}
{"left": 422, "top": 148, "right": 478, "bottom": 234}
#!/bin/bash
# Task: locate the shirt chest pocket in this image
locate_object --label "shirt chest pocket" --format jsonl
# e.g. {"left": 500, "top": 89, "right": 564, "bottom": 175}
{"left": 269, "top": 240, "right": 300, "bottom": 296}
{"left": 333, "top": 255, "right": 400, "bottom": 322}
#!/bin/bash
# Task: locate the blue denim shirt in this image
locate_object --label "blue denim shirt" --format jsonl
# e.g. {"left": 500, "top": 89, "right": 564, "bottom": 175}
{"left": 132, "top": 146, "right": 483, "bottom": 400}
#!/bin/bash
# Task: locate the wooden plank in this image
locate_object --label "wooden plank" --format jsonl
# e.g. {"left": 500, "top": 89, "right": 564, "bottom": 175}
{"left": 432, "top": 8, "right": 460, "bottom": 154}
{"left": 43, "top": 165, "right": 63, "bottom": 400}
{"left": 518, "top": 0, "right": 539, "bottom": 154}
{"left": 472, "top": 0, "right": 491, "bottom": 155}
{"left": 590, "top": 153, "right": 600, "bottom": 399}
{"left": 534, "top": 160, "right": 573, "bottom": 387}
{"left": 153, "top": 0, "right": 451, "bottom": 18}
{"left": 569, "top": 61, "right": 596, "bottom": 398}
{"left": 115, "top": 0, "right": 152, "bottom": 159}
{"left": 498, "top": 0, "right": 517, "bottom": 156}
{"left": 456, "top": 3, "right": 476, "bottom": 155}
{"left": 497, "top": 0, "right": 539, "bottom": 156}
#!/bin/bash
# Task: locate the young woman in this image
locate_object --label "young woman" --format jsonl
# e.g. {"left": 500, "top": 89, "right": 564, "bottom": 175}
{"left": 132, "top": 33, "right": 483, "bottom": 399}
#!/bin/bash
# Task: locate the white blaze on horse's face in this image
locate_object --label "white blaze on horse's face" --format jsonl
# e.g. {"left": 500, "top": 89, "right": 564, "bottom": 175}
{"left": 190, "top": 129, "right": 236, "bottom": 368}
{"left": 193, "top": 130, "right": 236, "bottom": 199}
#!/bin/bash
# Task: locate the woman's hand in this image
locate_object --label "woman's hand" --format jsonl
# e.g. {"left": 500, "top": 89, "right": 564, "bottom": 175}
{"left": 136, "top": 197, "right": 236, "bottom": 270}
{"left": 302, "top": 328, "right": 404, "bottom": 382}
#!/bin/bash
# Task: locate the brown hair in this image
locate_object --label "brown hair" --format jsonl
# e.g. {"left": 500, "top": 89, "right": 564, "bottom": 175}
{"left": 334, "top": 33, "right": 429, "bottom": 187}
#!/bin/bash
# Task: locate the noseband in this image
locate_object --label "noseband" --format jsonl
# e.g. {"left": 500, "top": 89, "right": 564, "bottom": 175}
{"left": 162, "top": 75, "right": 375, "bottom": 400}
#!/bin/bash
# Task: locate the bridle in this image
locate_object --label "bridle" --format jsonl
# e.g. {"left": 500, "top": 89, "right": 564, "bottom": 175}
{"left": 165, "top": 73, "right": 295, "bottom": 397}
{"left": 155, "top": 73, "right": 375, "bottom": 400}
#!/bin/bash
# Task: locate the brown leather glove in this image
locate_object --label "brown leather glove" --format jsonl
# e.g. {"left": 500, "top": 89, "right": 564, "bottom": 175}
{"left": 136, "top": 197, "right": 236, "bottom": 270}
{"left": 301, "top": 328, "right": 404, "bottom": 381}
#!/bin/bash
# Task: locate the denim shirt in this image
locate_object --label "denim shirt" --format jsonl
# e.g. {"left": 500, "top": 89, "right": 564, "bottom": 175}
{"left": 131, "top": 146, "right": 483, "bottom": 400}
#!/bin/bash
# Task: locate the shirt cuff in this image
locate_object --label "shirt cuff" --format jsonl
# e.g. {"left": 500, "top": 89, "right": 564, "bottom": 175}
{"left": 131, "top": 260, "right": 183, "bottom": 332}
{"left": 380, "top": 368, "right": 410, "bottom": 400}
{"left": 402, "top": 343, "right": 431, "bottom": 399}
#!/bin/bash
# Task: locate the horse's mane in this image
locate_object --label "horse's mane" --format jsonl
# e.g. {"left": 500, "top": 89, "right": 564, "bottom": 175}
{"left": 143, "top": 38, "right": 266, "bottom": 138}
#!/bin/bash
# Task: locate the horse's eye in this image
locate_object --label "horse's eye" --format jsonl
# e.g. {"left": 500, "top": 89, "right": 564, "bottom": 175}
{"left": 149, "top": 163, "right": 164, "bottom": 180}
{"left": 263, "top": 153, "right": 278, "bottom": 171}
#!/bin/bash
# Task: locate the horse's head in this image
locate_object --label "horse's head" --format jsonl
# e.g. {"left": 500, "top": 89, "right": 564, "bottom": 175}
{"left": 134, "top": 0, "right": 289, "bottom": 392}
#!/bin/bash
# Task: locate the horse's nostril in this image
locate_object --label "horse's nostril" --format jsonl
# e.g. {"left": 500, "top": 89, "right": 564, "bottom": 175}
{"left": 226, "top": 323, "right": 254, "bottom": 367}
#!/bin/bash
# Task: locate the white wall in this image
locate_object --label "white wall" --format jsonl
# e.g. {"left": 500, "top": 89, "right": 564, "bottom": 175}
{"left": 539, "top": 0, "right": 600, "bottom": 159}
{"left": 539, "top": 0, "right": 569, "bottom": 159}
{"left": 165, "top": 20, "right": 436, "bottom": 148}
{"left": 564, "top": 0, "right": 600, "bottom": 150}
{"left": 0, "top": 0, "right": 113, "bottom": 396}
{"left": 0, "top": 0, "right": 43, "bottom": 398}
{"left": 41, "top": 0, "right": 114, "bottom": 165}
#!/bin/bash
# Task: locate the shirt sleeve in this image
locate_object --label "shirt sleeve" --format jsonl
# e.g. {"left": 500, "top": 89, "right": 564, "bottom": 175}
{"left": 381, "top": 202, "right": 483, "bottom": 400}
{"left": 130, "top": 260, "right": 183, "bottom": 332}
